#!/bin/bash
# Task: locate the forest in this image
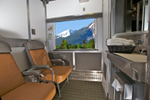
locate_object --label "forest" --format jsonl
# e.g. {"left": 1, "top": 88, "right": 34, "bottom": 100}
{"left": 56, "top": 38, "right": 95, "bottom": 49}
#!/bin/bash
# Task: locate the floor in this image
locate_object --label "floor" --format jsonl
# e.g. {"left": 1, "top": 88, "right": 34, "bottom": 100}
{"left": 53, "top": 80, "right": 106, "bottom": 100}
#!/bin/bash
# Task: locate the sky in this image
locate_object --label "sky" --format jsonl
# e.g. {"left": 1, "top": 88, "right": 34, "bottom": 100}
{"left": 55, "top": 18, "right": 95, "bottom": 35}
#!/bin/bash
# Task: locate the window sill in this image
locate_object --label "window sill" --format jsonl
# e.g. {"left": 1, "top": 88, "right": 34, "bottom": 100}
{"left": 49, "top": 49, "right": 102, "bottom": 53}
{"left": 53, "top": 49, "right": 98, "bottom": 51}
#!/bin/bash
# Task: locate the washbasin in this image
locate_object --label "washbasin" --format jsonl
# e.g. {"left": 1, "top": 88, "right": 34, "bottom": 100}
{"left": 107, "top": 52, "right": 147, "bottom": 82}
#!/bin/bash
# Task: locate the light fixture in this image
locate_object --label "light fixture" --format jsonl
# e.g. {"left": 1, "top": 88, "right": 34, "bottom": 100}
{"left": 41, "top": 0, "right": 56, "bottom": 4}
{"left": 79, "top": 0, "right": 89, "bottom": 3}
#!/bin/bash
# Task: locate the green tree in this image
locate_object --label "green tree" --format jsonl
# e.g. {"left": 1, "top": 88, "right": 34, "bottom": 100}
{"left": 77, "top": 44, "right": 80, "bottom": 49}
{"left": 82, "top": 39, "right": 87, "bottom": 45}
{"left": 64, "top": 39, "right": 68, "bottom": 49}
{"left": 68, "top": 45, "right": 71, "bottom": 49}
{"left": 87, "top": 38, "right": 95, "bottom": 49}
{"left": 59, "top": 39, "right": 65, "bottom": 49}
{"left": 56, "top": 45, "right": 59, "bottom": 49}
{"left": 71, "top": 44, "right": 75, "bottom": 49}
{"left": 82, "top": 44, "right": 87, "bottom": 48}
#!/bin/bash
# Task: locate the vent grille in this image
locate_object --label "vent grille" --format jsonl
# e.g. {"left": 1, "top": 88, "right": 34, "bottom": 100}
{"left": 69, "top": 71, "right": 102, "bottom": 82}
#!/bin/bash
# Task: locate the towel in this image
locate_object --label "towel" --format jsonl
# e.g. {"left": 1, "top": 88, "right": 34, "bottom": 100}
{"left": 107, "top": 38, "right": 135, "bottom": 46}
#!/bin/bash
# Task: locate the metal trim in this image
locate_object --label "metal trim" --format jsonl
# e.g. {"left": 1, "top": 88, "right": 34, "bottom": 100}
{"left": 72, "top": 70, "right": 102, "bottom": 73}
{"left": 69, "top": 78, "right": 102, "bottom": 82}
{"left": 46, "top": 13, "right": 102, "bottom": 23}
{"left": 47, "top": 77, "right": 70, "bottom": 98}
{"left": 43, "top": 1, "right": 48, "bottom": 51}
{"left": 142, "top": 0, "right": 146, "bottom": 31}
{"left": 56, "top": 83, "right": 61, "bottom": 97}
{"left": 114, "top": 31, "right": 148, "bottom": 38}
{"left": 137, "top": 2, "right": 140, "bottom": 31}
{"left": 49, "top": 51, "right": 102, "bottom": 53}
{"left": 144, "top": 0, "right": 150, "bottom": 99}
{"left": 73, "top": 52, "right": 76, "bottom": 70}
{"left": 52, "top": 23, "right": 56, "bottom": 50}
{"left": 69, "top": 71, "right": 102, "bottom": 82}
{"left": 132, "top": 68, "right": 139, "bottom": 80}
{"left": 26, "top": 0, "right": 31, "bottom": 41}
{"left": 111, "top": 0, "right": 116, "bottom": 35}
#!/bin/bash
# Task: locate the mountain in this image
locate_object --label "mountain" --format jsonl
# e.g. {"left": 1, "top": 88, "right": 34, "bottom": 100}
{"left": 56, "top": 22, "right": 95, "bottom": 46}
{"left": 56, "top": 29, "right": 77, "bottom": 39}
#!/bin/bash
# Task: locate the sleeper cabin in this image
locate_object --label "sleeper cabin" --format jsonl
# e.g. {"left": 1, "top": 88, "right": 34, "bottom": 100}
{"left": 0, "top": 0, "right": 150, "bottom": 100}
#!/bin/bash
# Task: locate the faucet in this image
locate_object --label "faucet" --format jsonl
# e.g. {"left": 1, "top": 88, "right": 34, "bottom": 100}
{"left": 140, "top": 48, "right": 147, "bottom": 55}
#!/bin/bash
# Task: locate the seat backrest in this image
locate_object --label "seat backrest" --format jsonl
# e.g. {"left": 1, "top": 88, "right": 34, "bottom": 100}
{"left": 0, "top": 40, "right": 25, "bottom": 97}
{"left": 24, "top": 40, "right": 52, "bottom": 67}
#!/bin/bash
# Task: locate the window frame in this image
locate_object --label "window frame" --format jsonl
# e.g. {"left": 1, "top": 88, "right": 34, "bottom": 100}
{"left": 53, "top": 18, "right": 98, "bottom": 50}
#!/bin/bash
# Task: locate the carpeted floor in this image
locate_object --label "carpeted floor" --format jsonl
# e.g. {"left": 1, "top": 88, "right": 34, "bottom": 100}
{"left": 53, "top": 80, "right": 106, "bottom": 100}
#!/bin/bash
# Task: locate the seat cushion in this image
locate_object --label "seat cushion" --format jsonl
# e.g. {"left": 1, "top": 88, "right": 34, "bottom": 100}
{"left": 29, "top": 49, "right": 53, "bottom": 67}
{"left": 42, "top": 66, "right": 72, "bottom": 83}
{"left": 2, "top": 82, "right": 56, "bottom": 100}
{"left": 0, "top": 54, "right": 25, "bottom": 96}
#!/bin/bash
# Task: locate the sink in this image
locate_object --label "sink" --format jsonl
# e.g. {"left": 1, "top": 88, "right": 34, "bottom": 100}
{"left": 107, "top": 52, "right": 147, "bottom": 82}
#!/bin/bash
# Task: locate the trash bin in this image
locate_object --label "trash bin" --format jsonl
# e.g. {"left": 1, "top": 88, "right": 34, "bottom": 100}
{"left": 112, "top": 72, "right": 133, "bottom": 100}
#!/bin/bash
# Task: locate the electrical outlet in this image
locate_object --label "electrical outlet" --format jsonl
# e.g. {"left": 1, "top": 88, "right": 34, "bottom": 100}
{"left": 32, "top": 29, "right": 36, "bottom": 35}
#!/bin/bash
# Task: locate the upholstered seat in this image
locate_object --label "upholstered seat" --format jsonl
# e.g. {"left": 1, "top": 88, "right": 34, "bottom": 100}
{"left": 28, "top": 48, "right": 72, "bottom": 83}
{"left": 24, "top": 40, "right": 72, "bottom": 97}
{"left": 42, "top": 66, "right": 72, "bottom": 82}
{"left": 0, "top": 40, "right": 56, "bottom": 100}
{"left": 2, "top": 82, "right": 56, "bottom": 100}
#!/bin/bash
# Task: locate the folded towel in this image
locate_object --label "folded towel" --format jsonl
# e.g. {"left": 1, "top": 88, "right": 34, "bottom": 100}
{"left": 107, "top": 38, "right": 135, "bottom": 46}
{"left": 107, "top": 42, "right": 123, "bottom": 46}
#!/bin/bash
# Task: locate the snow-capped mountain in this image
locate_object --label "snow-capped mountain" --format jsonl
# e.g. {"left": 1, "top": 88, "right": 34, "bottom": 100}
{"left": 84, "top": 21, "right": 95, "bottom": 41}
{"left": 56, "top": 21, "right": 95, "bottom": 46}
{"left": 56, "top": 29, "right": 77, "bottom": 39}
{"left": 87, "top": 22, "right": 95, "bottom": 37}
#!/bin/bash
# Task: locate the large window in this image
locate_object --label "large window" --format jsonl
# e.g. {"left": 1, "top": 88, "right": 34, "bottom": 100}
{"left": 55, "top": 18, "right": 95, "bottom": 49}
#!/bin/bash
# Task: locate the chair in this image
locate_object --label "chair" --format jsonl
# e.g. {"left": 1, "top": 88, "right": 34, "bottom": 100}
{"left": 0, "top": 40, "right": 56, "bottom": 100}
{"left": 24, "top": 40, "right": 72, "bottom": 97}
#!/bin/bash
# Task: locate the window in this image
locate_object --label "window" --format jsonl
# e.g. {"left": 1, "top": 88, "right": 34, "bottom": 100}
{"left": 55, "top": 18, "right": 95, "bottom": 49}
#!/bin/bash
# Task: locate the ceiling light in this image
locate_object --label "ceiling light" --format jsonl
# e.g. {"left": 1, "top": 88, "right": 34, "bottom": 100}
{"left": 79, "top": 0, "right": 89, "bottom": 3}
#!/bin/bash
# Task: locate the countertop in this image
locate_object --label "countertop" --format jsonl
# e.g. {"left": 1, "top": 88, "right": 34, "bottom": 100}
{"left": 114, "top": 53, "right": 147, "bottom": 63}
{"left": 107, "top": 52, "right": 147, "bottom": 82}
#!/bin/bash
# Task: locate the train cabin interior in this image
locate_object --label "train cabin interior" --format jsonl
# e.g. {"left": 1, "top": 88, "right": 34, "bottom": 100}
{"left": 0, "top": 0, "right": 150, "bottom": 100}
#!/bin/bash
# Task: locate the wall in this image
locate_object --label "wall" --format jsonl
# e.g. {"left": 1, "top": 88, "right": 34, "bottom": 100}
{"left": 0, "top": 0, "right": 28, "bottom": 39}
{"left": 0, "top": 0, "right": 47, "bottom": 71}
{"left": 46, "top": 0, "right": 102, "bottom": 19}
{"left": 0, "top": 0, "right": 46, "bottom": 40}
{"left": 102, "top": 0, "right": 111, "bottom": 97}
{"left": 75, "top": 53, "right": 101, "bottom": 70}
{"left": 29, "top": 0, "right": 46, "bottom": 41}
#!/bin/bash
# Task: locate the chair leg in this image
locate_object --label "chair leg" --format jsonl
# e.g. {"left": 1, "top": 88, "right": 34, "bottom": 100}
{"left": 57, "top": 83, "right": 61, "bottom": 97}
{"left": 67, "top": 77, "right": 69, "bottom": 83}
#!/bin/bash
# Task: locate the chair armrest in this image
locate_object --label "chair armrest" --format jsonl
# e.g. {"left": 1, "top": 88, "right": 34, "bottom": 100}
{"left": 31, "top": 65, "right": 54, "bottom": 82}
{"left": 22, "top": 70, "right": 41, "bottom": 76}
{"left": 51, "top": 59, "right": 62, "bottom": 62}
{"left": 31, "top": 65, "right": 50, "bottom": 69}
{"left": 51, "top": 59, "right": 65, "bottom": 65}
{"left": 22, "top": 70, "right": 46, "bottom": 83}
